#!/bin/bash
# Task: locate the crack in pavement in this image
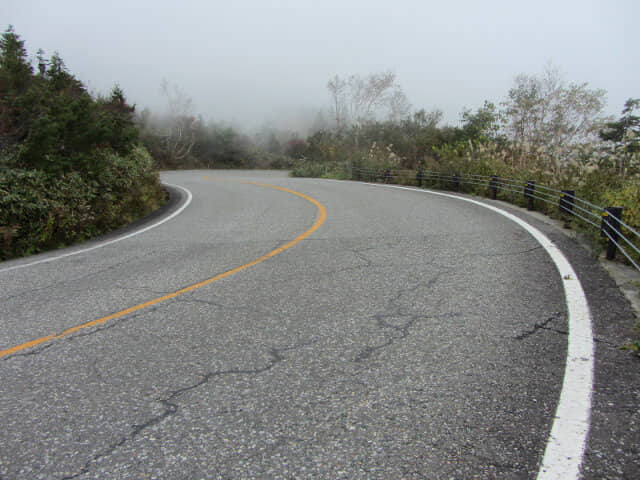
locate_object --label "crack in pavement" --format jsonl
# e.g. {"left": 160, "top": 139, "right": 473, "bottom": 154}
{"left": 322, "top": 247, "right": 379, "bottom": 276}
{"left": 354, "top": 268, "right": 456, "bottom": 363}
{"left": 515, "top": 314, "right": 566, "bottom": 340}
{"left": 1, "top": 306, "right": 164, "bottom": 362}
{"left": 466, "top": 245, "right": 544, "bottom": 259}
{"left": 59, "top": 342, "right": 311, "bottom": 480}
{"left": 514, "top": 313, "right": 622, "bottom": 347}
{"left": 0, "top": 258, "right": 144, "bottom": 302}
{"left": 354, "top": 311, "right": 461, "bottom": 363}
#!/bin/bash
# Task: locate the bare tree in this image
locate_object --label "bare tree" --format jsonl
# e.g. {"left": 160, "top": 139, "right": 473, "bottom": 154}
{"left": 502, "top": 64, "right": 607, "bottom": 148}
{"left": 160, "top": 80, "right": 199, "bottom": 162}
{"left": 327, "top": 75, "right": 347, "bottom": 131}
{"left": 347, "top": 71, "right": 394, "bottom": 127}
{"left": 326, "top": 71, "right": 410, "bottom": 132}
{"left": 387, "top": 86, "right": 411, "bottom": 123}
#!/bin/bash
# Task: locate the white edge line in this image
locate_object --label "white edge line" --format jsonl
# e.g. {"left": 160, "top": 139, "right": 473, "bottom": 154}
{"left": 328, "top": 180, "right": 594, "bottom": 480}
{"left": 0, "top": 183, "right": 193, "bottom": 273}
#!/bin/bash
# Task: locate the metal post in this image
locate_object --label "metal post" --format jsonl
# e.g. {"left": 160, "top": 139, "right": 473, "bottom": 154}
{"left": 385, "top": 169, "right": 391, "bottom": 183}
{"left": 524, "top": 181, "right": 535, "bottom": 210}
{"left": 489, "top": 175, "right": 498, "bottom": 200}
{"left": 601, "top": 206, "right": 623, "bottom": 260}
{"left": 416, "top": 170, "right": 423, "bottom": 187}
{"left": 452, "top": 173, "right": 459, "bottom": 192}
{"left": 559, "top": 190, "right": 575, "bottom": 214}
{"left": 558, "top": 189, "right": 575, "bottom": 228}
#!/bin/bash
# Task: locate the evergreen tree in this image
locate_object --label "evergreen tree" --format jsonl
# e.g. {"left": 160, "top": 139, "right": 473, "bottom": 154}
{"left": 600, "top": 98, "right": 640, "bottom": 153}
{"left": 0, "top": 25, "right": 33, "bottom": 94}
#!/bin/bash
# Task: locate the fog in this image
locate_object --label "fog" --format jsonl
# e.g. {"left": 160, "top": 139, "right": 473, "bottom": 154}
{"left": 4, "top": 0, "right": 639, "bottom": 133}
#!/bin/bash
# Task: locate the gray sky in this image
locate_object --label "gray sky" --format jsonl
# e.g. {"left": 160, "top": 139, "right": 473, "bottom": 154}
{"left": 3, "top": 0, "right": 639, "bottom": 132}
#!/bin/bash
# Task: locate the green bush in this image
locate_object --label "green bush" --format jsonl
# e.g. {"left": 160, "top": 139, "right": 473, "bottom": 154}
{"left": 290, "top": 160, "right": 330, "bottom": 178}
{"left": 0, "top": 27, "right": 165, "bottom": 261}
{"left": 0, "top": 146, "right": 163, "bottom": 260}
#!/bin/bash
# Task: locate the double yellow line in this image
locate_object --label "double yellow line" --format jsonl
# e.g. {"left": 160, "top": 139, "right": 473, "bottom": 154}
{"left": 0, "top": 182, "right": 327, "bottom": 359}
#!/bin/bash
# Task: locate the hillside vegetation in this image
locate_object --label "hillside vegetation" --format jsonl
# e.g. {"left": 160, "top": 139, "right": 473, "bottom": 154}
{"left": 290, "top": 71, "right": 640, "bottom": 265}
{"left": 0, "top": 27, "right": 164, "bottom": 260}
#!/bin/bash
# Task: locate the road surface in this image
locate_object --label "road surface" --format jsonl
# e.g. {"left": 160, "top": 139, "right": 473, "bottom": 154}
{"left": 0, "top": 170, "right": 637, "bottom": 479}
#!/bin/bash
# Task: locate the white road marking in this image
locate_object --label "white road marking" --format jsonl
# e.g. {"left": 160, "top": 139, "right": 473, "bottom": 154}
{"left": 338, "top": 180, "right": 594, "bottom": 480}
{"left": 0, "top": 183, "right": 193, "bottom": 273}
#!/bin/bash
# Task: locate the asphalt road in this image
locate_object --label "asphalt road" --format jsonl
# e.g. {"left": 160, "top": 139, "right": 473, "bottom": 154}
{"left": 0, "top": 170, "right": 637, "bottom": 479}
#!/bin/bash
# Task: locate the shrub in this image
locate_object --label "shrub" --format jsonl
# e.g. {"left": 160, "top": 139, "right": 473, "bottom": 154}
{"left": 0, "top": 147, "right": 163, "bottom": 260}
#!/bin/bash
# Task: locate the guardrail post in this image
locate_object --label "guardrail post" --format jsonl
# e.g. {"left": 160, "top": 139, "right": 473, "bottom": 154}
{"left": 354, "top": 168, "right": 360, "bottom": 181}
{"left": 559, "top": 190, "right": 575, "bottom": 214}
{"left": 558, "top": 190, "right": 576, "bottom": 216}
{"left": 489, "top": 175, "right": 498, "bottom": 199}
{"left": 385, "top": 169, "right": 391, "bottom": 183}
{"left": 601, "top": 206, "right": 623, "bottom": 260}
{"left": 524, "top": 181, "right": 535, "bottom": 210}
{"left": 416, "top": 170, "right": 423, "bottom": 187}
{"left": 558, "top": 189, "right": 575, "bottom": 227}
{"left": 452, "top": 172, "right": 459, "bottom": 192}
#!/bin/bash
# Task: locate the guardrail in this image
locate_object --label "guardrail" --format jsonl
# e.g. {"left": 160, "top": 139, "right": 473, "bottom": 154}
{"left": 351, "top": 166, "right": 640, "bottom": 273}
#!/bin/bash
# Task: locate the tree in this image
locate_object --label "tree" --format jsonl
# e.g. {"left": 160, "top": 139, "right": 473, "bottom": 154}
{"left": 160, "top": 80, "right": 199, "bottom": 163}
{"left": 600, "top": 98, "right": 640, "bottom": 149}
{"left": 327, "top": 75, "right": 347, "bottom": 131}
{"left": 97, "top": 85, "right": 139, "bottom": 156}
{"left": 460, "top": 100, "right": 501, "bottom": 143}
{"left": 387, "top": 86, "right": 412, "bottom": 123}
{"left": 46, "top": 52, "right": 83, "bottom": 93}
{"left": 326, "top": 71, "right": 410, "bottom": 130}
{"left": 600, "top": 98, "right": 640, "bottom": 175}
{"left": 502, "top": 64, "right": 607, "bottom": 148}
{"left": 0, "top": 26, "right": 33, "bottom": 149}
{"left": 0, "top": 26, "right": 33, "bottom": 94}
{"left": 346, "top": 71, "right": 408, "bottom": 127}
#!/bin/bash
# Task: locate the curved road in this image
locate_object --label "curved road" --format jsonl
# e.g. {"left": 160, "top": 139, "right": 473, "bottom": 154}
{"left": 0, "top": 170, "right": 637, "bottom": 479}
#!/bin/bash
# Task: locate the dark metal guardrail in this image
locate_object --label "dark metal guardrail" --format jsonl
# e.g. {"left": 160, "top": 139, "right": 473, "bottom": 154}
{"left": 351, "top": 166, "right": 640, "bottom": 272}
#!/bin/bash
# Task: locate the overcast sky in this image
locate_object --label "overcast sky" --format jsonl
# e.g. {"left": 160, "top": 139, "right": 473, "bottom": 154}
{"left": 3, "top": 0, "right": 639, "bottom": 133}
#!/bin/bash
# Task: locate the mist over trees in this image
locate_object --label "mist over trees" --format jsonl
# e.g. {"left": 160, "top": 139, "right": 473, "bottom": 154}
{"left": 127, "top": 62, "right": 634, "bottom": 180}
{"left": 136, "top": 82, "right": 306, "bottom": 170}
{"left": 327, "top": 71, "right": 410, "bottom": 131}
{"left": 130, "top": 62, "right": 640, "bottom": 187}
{"left": 289, "top": 64, "right": 628, "bottom": 174}
{"left": 2, "top": 23, "right": 638, "bottom": 261}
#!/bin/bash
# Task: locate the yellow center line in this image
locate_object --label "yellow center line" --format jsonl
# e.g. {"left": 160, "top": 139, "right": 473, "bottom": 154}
{"left": 0, "top": 181, "right": 327, "bottom": 359}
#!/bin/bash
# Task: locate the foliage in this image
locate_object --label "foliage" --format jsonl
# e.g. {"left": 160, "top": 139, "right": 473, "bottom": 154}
{"left": 290, "top": 159, "right": 332, "bottom": 178}
{"left": 0, "top": 27, "right": 164, "bottom": 260}
{"left": 460, "top": 101, "right": 503, "bottom": 144}
{"left": 600, "top": 98, "right": 640, "bottom": 146}
{"left": 137, "top": 107, "right": 298, "bottom": 170}
{"left": 0, "top": 147, "right": 163, "bottom": 260}
{"left": 501, "top": 64, "right": 607, "bottom": 148}
{"left": 599, "top": 98, "right": 640, "bottom": 175}
{"left": 290, "top": 159, "right": 349, "bottom": 179}
{"left": 327, "top": 71, "right": 410, "bottom": 131}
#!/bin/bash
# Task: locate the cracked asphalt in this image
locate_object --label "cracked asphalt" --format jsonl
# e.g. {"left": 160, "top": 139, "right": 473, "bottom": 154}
{"left": 0, "top": 170, "right": 637, "bottom": 479}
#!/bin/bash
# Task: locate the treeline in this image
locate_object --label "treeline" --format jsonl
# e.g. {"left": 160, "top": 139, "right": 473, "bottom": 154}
{"left": 0, "top": 27, "right": 164, "bottom": 260}
{"left": 290, "top": 68, "right": 640, "bottom": 257}
{"left": 134, "top": 81, "right": 301, "bottom": 170}
{"left": 294, "top": 66, "right": 637, "bottom": 173}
